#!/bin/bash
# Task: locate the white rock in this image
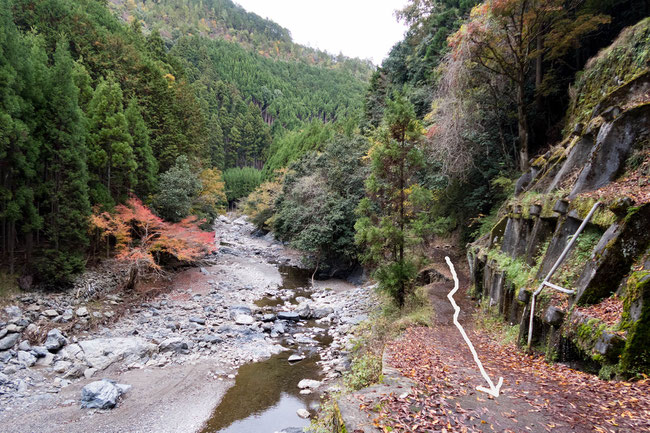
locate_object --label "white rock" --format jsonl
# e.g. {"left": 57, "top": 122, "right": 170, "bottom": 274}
{"left": 75, "top": 307, "right": 88, "bottom": 317}
{"left": 43, "top": 309, "right": 59, "bottom": 318}
{"left": 35, "top": 353, "right": 54, "bottom": 367}
{"left": 81, "top": 379, "right": 130, "bottom": 409}
{"left": 235, "top": 314, "right": 255, "bottom": 325}
{"left": 297, "top": 379, "right": 321, "bottom": 390}
{"left": 296, "top": 408, "right": 310, "bottom": 419}
{"left": 79, "top": 337, "right": 157, "bottom": 370}
{"left": 17, "top": 350, "right": 37, "bottom": 367}
{"left": 53, "top": 360, "right": 72, "bottom": 373}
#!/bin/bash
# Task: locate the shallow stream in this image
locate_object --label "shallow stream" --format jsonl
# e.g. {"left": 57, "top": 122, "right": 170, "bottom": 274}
{"left": 200, "top": 265, "right": 329, "bottom": 433}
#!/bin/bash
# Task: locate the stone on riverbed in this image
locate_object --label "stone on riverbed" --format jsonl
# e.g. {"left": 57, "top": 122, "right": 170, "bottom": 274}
{"left": 277, "top": 312, "right": 300, "bottom": 321}
{"left": 229, "top": 306, "right": 252, "bottom": 320}
{"left": 81, "top": 379, "right": 131, "bottom": 409}
{"left": 0, "top": 333, "right": 20, "bottom": 351}
{"left": 80, "top": 337, "right": 157, "bottom": 370}
{"left": 235, "top": 314, "right": 255, "bottom": 325}
{"left": 17, "top": 350, "right": 36, "bottom": 367}
{"left": 296, "top": 408, "right": 310, "bottom": 419}
{"left": 312, "top": 307, "right": 334, "bottom": 319}
{"left": 189, "top": 317, "right": 206, "bottom": 325}
{"left": 202, "top": 334, "right": 223, "bottom": 344}
{"left": 297, "top": 379, "right": 321, "bottom": 389}
{"left": 158, "top": 337, "right": 190, "bottom": 354}
{"left": 44, "top": 328, "right": 68, "bottom": 352}
{"left": 288, "top": 354, "right": 304, "bottom": 363}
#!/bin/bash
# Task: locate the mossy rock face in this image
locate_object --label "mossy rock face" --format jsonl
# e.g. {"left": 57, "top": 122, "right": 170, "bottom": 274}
{"left": 566, "top": 17, "right": 650, "bottom": 131}
{"left": 570, "top": 104, "right": 650, "bottom": 196}
{"left": 489, "top": 216, "right": 509, "bottom": 248}
{"left": 569, "top": 196, "right": 617, "bottom": 228}
{"left": 620, "top": 271, "right": 650, "bottom": 375}
{"left": 574, "top": 204, "right": 650, "bottom": 305}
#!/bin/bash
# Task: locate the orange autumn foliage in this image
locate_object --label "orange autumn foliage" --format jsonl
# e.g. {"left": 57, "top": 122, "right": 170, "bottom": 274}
{"left": 91, "top": 196, "right": 216, "bottom": 279}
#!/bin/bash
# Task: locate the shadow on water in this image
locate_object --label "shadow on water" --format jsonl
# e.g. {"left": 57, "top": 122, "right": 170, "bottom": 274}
{"left": 200, "top": 351, "right": 323, "bottom": 433}
{"left": 255, "top": 266, "right": 314, "bottom": 308}
{"left": 201, "top": 266, "right": 326, "bottom": 433}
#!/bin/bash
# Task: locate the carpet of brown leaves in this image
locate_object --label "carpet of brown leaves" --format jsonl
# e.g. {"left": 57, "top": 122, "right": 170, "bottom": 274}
{"left": 368, "top": 326, "right": 650, "bottom": 433}
{"left": 574, "top": 295, "right": 624, "bottom": 327}
{"left": 582, "top": 150, "right": 650, "bottom": 205}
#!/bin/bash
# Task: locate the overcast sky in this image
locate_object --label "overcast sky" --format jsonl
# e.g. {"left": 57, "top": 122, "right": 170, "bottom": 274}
{"left": 234, "top": 0, "right": 410, "bottom": 65}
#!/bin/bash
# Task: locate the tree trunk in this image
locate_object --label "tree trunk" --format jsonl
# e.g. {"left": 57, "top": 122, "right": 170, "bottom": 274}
{"left": 516, "top": 79, "right": 530, "bottom": 172}
{"left": 398, "top": 135, "right": 406, "bottom": 308}
{"left": 535, "top": 33, "right": 543, "bottom": 112}
{"left": 126, "top": 265, "right": 138, "bottom": 291}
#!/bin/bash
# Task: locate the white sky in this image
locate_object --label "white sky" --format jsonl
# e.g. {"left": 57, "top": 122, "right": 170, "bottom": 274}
{"left": 234, "top": 0, "right": 410, "bottom": 65}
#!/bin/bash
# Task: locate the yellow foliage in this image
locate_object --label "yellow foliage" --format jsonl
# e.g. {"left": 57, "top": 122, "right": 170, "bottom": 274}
{"left": 163, "top": 73, "right": 175, "bottom": 87}
{"left": 243, "top": 169, "right": 286, "bottom": 229}
{"left": 195, "top": 168, "right": 227, "bottom": 215}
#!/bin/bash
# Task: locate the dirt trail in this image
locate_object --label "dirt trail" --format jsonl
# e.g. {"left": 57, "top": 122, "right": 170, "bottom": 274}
{"left": 422, "top": 251, "right": 560, "bottom": 432}
{"left": 372, "top": 249, "right": 650, "bottom": 432}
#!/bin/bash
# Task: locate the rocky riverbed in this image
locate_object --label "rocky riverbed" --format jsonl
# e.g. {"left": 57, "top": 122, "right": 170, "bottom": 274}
{"left": 0, "top": 215, "right": 376, "bottom": 433}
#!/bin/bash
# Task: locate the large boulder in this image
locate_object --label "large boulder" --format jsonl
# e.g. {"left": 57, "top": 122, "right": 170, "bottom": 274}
{"left": 79, "top": 337, "right": 157, "bottom": 370}
{"left": 570, "top": 104, "right": 650, "bottom": 196}
{"left": 81, "top": 379, "right": 131, "bottom": 409}
{"left": 44, "top": 328, "right": 68, "bottom": 352}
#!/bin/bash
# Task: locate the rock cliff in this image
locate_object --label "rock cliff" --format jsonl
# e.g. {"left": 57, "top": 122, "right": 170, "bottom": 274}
{"left": 468, "top": 18, "right": 650, "bottom": 378}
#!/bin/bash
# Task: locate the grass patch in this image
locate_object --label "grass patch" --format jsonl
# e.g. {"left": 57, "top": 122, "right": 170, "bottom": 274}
{"left": 487, "top": 250, "right": 536, "bottom": 290}
{"left": 305, "top": 391, "right": 343, "bottom": 433}
{"left": 343, "top": 353, "right": 383, "bottom": 391}
{"left": 554, "top": 227, "right": 602, "bottom": 288}
{"left": 475, "top": 302, "right": 522, "bottom": 346}
{"left": 0, "top": 272, "right": 20, "bottom": 305}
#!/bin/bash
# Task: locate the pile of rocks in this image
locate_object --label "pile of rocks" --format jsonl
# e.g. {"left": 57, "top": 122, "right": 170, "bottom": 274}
{"left": 0, "top": 214, "right": 377, "bottom": 415}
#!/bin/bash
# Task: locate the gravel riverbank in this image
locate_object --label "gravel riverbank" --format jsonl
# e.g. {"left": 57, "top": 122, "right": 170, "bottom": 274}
{"left": 0, "top": 216, "right": 376, "bottom": 433}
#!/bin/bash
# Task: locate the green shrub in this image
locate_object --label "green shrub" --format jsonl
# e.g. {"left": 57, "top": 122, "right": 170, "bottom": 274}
{"left": 343, "top": 353, "right": 383, "bottom": 391}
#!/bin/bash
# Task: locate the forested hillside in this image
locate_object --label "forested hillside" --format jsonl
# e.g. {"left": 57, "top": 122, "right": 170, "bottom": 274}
{"left": 0, "top": 0, "right": 369, "bottom": 286}
{"left": 107, "top": 0, "right": 374, "bottom": 79}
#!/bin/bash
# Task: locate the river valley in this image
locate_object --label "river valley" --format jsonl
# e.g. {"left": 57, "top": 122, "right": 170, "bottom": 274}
{"left": 0, "top": 216, "right": 375, "bottom": 433}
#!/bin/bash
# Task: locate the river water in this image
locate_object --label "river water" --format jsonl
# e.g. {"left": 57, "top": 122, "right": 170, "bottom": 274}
{"left": 200, "top": 265, "right": 329, "bottom": 433}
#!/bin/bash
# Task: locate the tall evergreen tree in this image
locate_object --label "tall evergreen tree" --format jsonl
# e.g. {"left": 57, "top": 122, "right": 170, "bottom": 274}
{"left": 37, "top": 40, "right": 91, "bottom": 284}
{"left": 207, "top": 114, "right": 225, "bottom": 169}
{"left": 87, "top": 75, "right": 137, "bottom": 204}
{"left": 355, "top": 93, "right": 422, "bottom": 307}
{"left": 125, "top": 97, "right": 158, "bottom": 199}
{"left": 0, "top": 4, "right": 41, "bottom": 272}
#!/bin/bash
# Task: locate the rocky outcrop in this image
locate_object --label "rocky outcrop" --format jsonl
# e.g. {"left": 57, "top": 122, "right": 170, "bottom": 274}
{"left": 79, "top": 337, "right": 157, "bottom": 370}
{"left": 467, "top": 22, "right": 650, "bottom": 377}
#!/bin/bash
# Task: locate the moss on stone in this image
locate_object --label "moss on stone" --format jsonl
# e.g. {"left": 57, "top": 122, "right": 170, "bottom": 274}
{"left": 566, "top": 18, "right": 650, "bottom": 133}
{"left": 570, "top": 196, "right": 617, "bottom": 227}
{"left": 619, "top": 271, "right": 650, "bottom": 375}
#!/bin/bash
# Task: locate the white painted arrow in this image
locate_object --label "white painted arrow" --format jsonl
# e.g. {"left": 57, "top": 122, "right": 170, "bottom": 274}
{"left": 445, "top": 256, "right": 503, "bottom": 398}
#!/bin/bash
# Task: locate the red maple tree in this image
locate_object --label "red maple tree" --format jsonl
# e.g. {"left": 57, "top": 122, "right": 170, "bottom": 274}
{"left": 91, "top": 196, "right": 216, "bottom": 289}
